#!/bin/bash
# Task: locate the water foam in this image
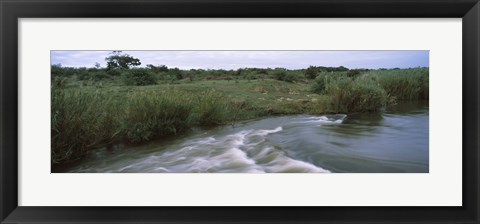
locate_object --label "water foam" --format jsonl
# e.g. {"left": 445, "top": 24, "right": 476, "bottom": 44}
{"left": 68, "top": 126, "right": 330, "bottom": 173}
{"left": 296, "top": 114, "right": 347, "bottom": 126}
{"left": 253, "top": 126, "right": 283, "bottom": 136}
{"left": 146, "top": 126, "right": 331, "bottom": 173}
{"left": 215, "top": 127, "right": 330, "bottom": 173}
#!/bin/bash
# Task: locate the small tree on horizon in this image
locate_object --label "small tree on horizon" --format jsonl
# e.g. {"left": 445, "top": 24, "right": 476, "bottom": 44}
{"left": 105, "top": 51, "right": 141, "bottom": 70}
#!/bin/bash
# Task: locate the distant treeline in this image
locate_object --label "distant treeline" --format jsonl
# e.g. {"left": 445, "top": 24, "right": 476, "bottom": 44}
{"left": 52, "top": 63, "right": 425, "bottom": 85}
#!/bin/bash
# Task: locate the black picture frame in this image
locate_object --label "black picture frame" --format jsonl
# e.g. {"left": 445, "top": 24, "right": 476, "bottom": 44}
{"left": 1, "top": 0, "right": 479, "bottom": 223}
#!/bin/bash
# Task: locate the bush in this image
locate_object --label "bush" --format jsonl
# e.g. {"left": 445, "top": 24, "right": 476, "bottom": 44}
{"left": 92, "top": 71, "right": 110, "bottom": 81}
{"left": 107, "top": 69, "right": 122, "bottom": 76}
{"left": 284, "top": 73, "right": 299, "bottom": 83}
{"left": 311, "top": 72, "right": 347, "bottom": 94}
{"left": 244, "top": 72, "right": 258, "bottom": 80}
{"left": 311, "top": 74, "right": 328, "bottom": 93}
{"left": 326, "top": 77, "right": 388, "bottom": 113}
{"left": 168, "top": 68, "right": 183, "bottom": 80}
{"left": 305, "top": 66, "right": 319, "bottom": 79}
{"left": 273, "top": 70, "right": 287, "bottom": 81}
{"left": 122, "top": 69, "right": 157, "bottom": 86}
{"left": 78, "top": 69, "right": 111, "bottom": 81}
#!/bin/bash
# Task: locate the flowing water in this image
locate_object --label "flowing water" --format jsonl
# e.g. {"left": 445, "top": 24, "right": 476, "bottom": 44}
{"left": 57, "top": 101, "right": 429, "bottom": 173}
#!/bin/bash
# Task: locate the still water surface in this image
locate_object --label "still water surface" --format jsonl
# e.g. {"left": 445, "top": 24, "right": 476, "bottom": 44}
{"left": 59, "top": 101, "right": 428, "bottom": 173}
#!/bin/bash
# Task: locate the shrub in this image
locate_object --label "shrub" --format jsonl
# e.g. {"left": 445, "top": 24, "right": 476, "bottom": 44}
{"left": 122, "top": 69, "right": 157, "bottom": 86}
{"left": 311, "top": 72, "right": 347, "bottom": 94}
{"left": 92, "top": 71, "right": 110, "bottom": 81}
{"left": 78, "top": 70, "right": 111, "bottom": 81}
{"left": 284, "top": 73, "right": 299, "bottom": 83}
{"left": 245, "top": 73, "right": 258, "bottom": 80}
{"left": 168, "top": 68, "right": 183, "bottom": 80}
{"left": 311, "top": 73, "right": 328, "bottom": 93}
{"left": 305, "top": 66, "right": 319, "bottom": 79}
{"left": 326, "top": 77, "right": 388, "bottom": 113}
{"left": 273, "top": 70, "right": 287, "bottom": 81}
{"left": 107, "top": 69, "right": 122, "bottom": 76}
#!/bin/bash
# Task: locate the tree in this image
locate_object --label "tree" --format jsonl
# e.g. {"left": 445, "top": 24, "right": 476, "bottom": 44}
{"left": 105, "top": 51, "right": 141, "bottom": 70}
{"left": 305, "top": 66, "right": 319, "bottom": 79}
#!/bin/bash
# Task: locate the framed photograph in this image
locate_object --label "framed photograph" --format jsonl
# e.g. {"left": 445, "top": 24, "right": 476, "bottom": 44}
{"left": 1, "top": 0, "right": 479, "bottom": 223}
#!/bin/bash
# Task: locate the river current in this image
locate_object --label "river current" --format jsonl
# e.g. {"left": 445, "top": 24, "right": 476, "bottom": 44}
{"left": 57, "top": 101, "right": 429, "bottom": 173}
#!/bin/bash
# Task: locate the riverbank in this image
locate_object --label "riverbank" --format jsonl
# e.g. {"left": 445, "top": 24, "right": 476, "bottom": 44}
{"left": 52, "top": 68, "right": 429, "bottom": 165}
{"left": 52, "top": 79, "right": 321, "bottom": 164}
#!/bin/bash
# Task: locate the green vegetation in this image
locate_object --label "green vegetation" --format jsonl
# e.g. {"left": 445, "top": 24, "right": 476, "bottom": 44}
{"left": 324, "top": 77, "right": 388, "bottom": 113}
{"left": 51, "top": 85, "right": 266, "bottom": 164}
{"left": 51, "top": 53, "right": 428, "bottom": 164}
{"left": 105, "top": 51, "right": 141, "bottom": 70}
{"left": 121, "top": 69, "right": 157, "bottom": 86}
{"left": 372, "top": 68, "right": 429, "bottom": 100}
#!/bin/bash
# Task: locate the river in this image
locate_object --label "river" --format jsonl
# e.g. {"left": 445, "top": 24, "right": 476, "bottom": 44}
{"left": 56, "top": 101, "right": 429, "bottom": 173}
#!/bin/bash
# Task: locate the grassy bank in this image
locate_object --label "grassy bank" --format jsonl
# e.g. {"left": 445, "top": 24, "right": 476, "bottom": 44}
{"left": 52, "top": 67, "right": 429, "bottom": 164}
{"left": 52, "top": 86, "right": 265, "bottom": 164}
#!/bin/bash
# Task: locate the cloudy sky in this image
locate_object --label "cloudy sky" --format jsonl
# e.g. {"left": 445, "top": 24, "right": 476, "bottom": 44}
{"left": 51, "top": 51, "right": 429, "bottom": 70}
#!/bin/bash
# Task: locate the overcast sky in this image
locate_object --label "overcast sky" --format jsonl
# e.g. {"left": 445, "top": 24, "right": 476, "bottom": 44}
{"left": 51, "top": 50, "right": 429, "bottom": 70}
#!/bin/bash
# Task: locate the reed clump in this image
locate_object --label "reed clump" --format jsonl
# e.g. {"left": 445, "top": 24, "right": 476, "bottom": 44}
{"left": 325, "top": 77, "right": 388, "bottom": 113}
{"left": 309, "top": 68, "right": 428, "bottom": 113}
{"left": 372, "top": 68, "right": 429, "bottom": 100}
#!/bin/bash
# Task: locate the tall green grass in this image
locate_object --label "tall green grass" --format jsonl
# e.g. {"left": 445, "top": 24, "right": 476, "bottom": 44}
{"left": 369, "top": 68, "right": 429, "bottom": 100}
{"left": 51, "top": 87, "right": 254, "bottom": 164}
{"left": 51, "top": 88, "right": 121, "bottom": 164}
{"left": 324, "top": 77, "right": 388, "bottom": 113}
{"left": 122, "top": 90, "right": 193, "bottom": 143}
{"left": 310, "top": 68, "right": 429, "bottom": 113}
{"left": 190, "top": 90, "right": 230, "bottom": 126}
